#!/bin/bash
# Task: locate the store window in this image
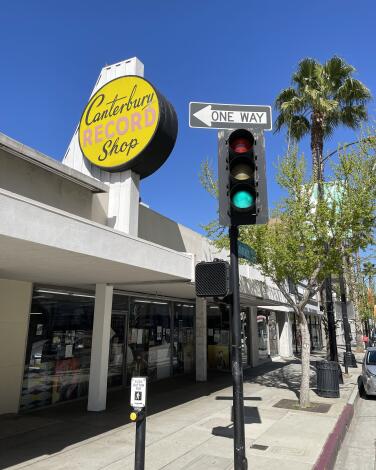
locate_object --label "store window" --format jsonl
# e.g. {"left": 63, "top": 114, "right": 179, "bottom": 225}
{"left": 309, "top": 315, "right": 322, "bottom": 351}
{"left": 126, "top": 298, "right": 171, "bottom": 383}
{"left": 257, "top": 313, "right": 268, "bottom": 359}
{"left": 108, "top": 294, "right": 129, "bottom": 388}
{"left": 20, "top": 289, "right": 95, "bottom": 410}
{"left": 207, "top": 304, "right": 230, "bottom": 370}
{"left": 172, "top": 302, "right": 195, "bottom": 375}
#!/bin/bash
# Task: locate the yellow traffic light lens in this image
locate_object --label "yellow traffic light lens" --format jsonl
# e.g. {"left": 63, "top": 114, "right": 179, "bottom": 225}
{"left": 130, "top": 411, "right": 138, "bottom": 421}
{"left": 231, "top": 163, "right": 252, "bottom": 181}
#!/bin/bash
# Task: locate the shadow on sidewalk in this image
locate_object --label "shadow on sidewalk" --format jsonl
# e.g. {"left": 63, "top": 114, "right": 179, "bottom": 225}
{"left": 244, "top": 358, "right": 318, "bottom": 400}
{"left": 0, "top": 359, "right": 293, "bottom": 469}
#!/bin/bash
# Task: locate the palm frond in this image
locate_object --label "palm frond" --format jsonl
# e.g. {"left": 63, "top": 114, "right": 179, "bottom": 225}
{"left": 289, "top": 115, "right": 311, "bottom": 140}
{"left": 336, "top": 77, "right": 372, "bottom": 105}
{"left": 292, "top": 58, "right": 320, "bottom": 89}
{"left": 323, "top": 56, "right": 354, "bottom": 89}
{"left": 274, "top": 113, "right": 290, "bottom": 133}
{"left": 338, "top": 105, "right": 368, "bottom": 128}
{"left": 275, "top": 87, "right": 299, "bottom": 110}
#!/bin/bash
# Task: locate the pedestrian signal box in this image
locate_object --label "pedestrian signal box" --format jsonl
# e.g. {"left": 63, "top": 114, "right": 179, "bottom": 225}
{"left": 195, "top": 260, "right": 231, "bottom": 298}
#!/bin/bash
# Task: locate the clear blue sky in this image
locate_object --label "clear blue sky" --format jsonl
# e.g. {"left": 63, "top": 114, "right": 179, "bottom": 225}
{"left": 1, "top": 1, "right": 375, "bottom": 234}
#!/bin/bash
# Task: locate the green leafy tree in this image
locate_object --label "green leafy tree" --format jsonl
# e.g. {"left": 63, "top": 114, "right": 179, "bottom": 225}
{"left": 274, "top": 56, "right": 371, "bottom": 181}
{"left": 201, "top": 135, "right": 376, "bottom": 408}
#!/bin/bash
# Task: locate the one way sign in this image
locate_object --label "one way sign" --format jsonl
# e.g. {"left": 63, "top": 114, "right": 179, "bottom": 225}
{"left": 189, "top": 102, "right": 272, "bottom": 131}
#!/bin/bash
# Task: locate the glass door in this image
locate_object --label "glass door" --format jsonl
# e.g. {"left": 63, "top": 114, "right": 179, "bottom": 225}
{"left": 207, "top": 303, "right": 230, "bottom": 370}
{"left": 108, "top": 294, "right": 129, "bottom": 388}
{"left": 108, "top": 312, "right": 127, "bottom": 387}
{"left": 172, "top": 302, "right": 195, "bottom": 375}
{"left": 126, "top": 298, "right": 171, "bottom": 384}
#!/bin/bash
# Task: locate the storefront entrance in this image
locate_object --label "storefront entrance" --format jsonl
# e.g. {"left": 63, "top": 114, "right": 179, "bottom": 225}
{"left": 20, "top": 288, "right": 195, "bottom": 411}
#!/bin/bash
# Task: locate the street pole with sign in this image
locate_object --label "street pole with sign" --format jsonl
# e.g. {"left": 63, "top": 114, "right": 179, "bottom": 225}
{"left": 130, "top": 377, "right": 148, "bottom": 470}
{"left": 190, "top": 101, "right": 271, "bottom": 470}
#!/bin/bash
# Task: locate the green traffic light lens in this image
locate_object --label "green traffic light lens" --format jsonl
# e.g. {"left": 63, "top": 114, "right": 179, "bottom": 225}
{"left": 232, "top": 190, "right": 254, "bottom": 209}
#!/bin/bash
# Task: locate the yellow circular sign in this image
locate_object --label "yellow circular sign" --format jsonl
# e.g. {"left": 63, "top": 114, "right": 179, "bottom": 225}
{"left": 79, "top": 76, "right": 160, "bottom": 171}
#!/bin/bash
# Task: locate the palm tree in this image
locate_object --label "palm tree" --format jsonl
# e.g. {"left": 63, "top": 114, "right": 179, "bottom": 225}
{"left": 274, "top": 56, "right": 372, "bottom": 181}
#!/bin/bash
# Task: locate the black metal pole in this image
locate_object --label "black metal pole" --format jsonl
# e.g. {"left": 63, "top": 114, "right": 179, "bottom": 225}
{"left": 325, "top": 274, "right": 338, "bottom": 362}
{"left": 339, "top": 270, "right": 356, "bottom": 371}
{"left": 134, "top": 411, "right": 146, "bottom": 470}
{"left": 229, "top": 225, "right": 248, "bottom": 470}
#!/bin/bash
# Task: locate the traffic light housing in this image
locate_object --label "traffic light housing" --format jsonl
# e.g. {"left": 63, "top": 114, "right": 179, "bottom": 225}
{"left": 218, "top": 128, "right": 268, "bottom": 226}
{"left": 195, "top": 260, "right": 231, "bottom": 298}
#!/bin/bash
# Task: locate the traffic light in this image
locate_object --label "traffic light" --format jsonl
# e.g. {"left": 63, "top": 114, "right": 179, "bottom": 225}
{"left": 218, "top": 128, "right": 268, "bottom": 226}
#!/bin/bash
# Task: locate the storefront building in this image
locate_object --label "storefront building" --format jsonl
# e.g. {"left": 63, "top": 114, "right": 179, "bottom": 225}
{"left": 0, "top": 57, "right": 321, "bottom": 415}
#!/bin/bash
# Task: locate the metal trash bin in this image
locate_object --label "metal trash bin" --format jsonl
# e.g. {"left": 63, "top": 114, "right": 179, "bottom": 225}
{"left": 316, "top": 360, "right": 340, "bottom": 398}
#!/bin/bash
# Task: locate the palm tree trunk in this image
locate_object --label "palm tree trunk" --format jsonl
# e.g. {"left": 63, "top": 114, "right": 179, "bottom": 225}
{"left": 311, "top": 112, "right": 324, "bottom": 182}
{"left": 298, "top": 309, "right": 311, "bottom": 408}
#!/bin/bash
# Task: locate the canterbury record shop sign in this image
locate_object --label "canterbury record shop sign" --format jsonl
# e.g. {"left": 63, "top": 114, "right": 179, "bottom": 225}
{"left": 79, "top": 76, "right": 178, "bottom": 177}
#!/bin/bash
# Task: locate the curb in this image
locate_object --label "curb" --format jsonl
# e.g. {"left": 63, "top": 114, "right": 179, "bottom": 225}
{"left": 313, "top": 380, "right": 359, "bottom": 470}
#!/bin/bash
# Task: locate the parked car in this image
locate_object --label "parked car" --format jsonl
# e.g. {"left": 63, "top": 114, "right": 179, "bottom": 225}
{"left": 361, "top": 347, "right": 376, "bottom": 397}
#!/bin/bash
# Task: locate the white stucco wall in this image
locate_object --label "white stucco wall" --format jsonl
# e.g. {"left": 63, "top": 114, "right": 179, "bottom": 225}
{"left": 0, "top": 148, "right": 108, "bottom": 224}
{"left": 0, "top": 279, "right": 32, "bottom": 415}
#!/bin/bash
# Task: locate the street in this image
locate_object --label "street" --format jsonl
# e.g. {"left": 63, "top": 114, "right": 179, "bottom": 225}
{"left": 335, "top": 393, "right": 376, "bottom": 470}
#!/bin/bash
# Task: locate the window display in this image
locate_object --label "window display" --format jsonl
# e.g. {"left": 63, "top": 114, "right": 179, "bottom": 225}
{"left": 172, "top": 303, "right": 194, "bottom": 375}
{"left": 21, "top": 289, "right": 95, "bottom": 410}
{"left": 207, "top": 304, "right": 230, "bottom": 370}
{"left": 21, "top": 289, "right": 197, "bottom": 411}
{"left": 257, "top": 313, "right": 268, "bottom": 359}
{"left": 126, "top": 299, "right": 171, "bottom": 383}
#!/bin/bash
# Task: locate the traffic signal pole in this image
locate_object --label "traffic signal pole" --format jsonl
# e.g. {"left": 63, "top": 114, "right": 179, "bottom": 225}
{"left": 229, "top": 225, "right": 248, "bottom": 470}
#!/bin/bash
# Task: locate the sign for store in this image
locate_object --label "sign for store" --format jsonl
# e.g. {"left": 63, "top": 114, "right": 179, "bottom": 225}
{"left": 79, "top": 76, "right": 178, "bottom": 177}
{"left": 130, "top": 377, "right": 147, "bottom": 408}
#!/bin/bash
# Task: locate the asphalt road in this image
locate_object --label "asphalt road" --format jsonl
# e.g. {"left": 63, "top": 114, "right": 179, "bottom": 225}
{"left": 335, "top": 392, "right": 376, "bottom": 470}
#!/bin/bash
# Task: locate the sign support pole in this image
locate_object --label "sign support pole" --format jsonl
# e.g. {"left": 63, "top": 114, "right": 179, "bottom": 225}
{"left": 135, "top": 410, "right": 146, "bottom": 470}
{"left": 229, "top": 225, "right": 248, "bottom": 470}
{"left": 130, "top": 377, "right": 148, "bottom": 470}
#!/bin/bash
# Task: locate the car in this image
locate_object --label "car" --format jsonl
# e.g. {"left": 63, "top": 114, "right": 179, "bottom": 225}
{"left": 361, "top": 347, "right": 376, "bottom": 397}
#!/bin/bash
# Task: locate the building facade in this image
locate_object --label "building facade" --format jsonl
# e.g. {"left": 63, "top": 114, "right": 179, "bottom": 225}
{"left": 0, "top": 58, "right": 322, "bottom": 416}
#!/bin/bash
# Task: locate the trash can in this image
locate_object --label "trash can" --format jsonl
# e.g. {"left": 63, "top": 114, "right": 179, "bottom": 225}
{"left": 316, "top": 360, "right": 340, "bottom": 398}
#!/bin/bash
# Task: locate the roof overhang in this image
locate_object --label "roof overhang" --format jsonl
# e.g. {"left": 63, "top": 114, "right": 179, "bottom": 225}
{"left": 0, "top": 188, "right": 193, "bottom": 288}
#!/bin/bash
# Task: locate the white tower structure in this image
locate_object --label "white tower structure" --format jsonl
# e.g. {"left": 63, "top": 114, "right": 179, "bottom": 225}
{"left": 63, "top": 57, "right": 145, "bottom": 236}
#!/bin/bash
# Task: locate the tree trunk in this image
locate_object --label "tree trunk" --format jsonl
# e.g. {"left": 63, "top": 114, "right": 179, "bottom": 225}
{"left": 319, "top": 286, "right": 331, "bottom": 359}
{"left": 298, "top": 309, "right": 311, "bottom": 408}
{"left": 310, "top": 112, "right": 324, "bottom": 183}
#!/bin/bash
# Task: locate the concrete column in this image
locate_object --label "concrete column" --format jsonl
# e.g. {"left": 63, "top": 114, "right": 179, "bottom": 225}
{"left": 88, "top": 284, "right": 113, "bottom": 412}
{"left": 0, "top": 279, "right": 32, "bottom": 415}
{"left": 278, "top": 312, "right": 293, "bottom": 357}
{"left": 249, "top": 307, "right": 259, "bottom": 367}
{"left": 195, "top": 297, "right": 207, "bottom": 382}
{"left": 107, "top": 170, "right": 140, "bottom": 236}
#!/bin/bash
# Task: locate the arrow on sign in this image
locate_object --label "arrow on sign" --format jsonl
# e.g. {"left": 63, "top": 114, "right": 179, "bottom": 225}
{"left": 189, "top": 102, "right": 272, "bottom": 131}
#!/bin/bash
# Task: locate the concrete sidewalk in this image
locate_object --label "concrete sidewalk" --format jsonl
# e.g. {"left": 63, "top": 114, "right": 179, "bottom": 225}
{"left": 0, "top": 355, "right": 361, "bottom": 470}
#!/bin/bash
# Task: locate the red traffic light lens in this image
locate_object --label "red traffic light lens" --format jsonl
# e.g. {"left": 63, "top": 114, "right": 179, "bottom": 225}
{"left": 230, "top": 138, "right": 252, "bottom": 154}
